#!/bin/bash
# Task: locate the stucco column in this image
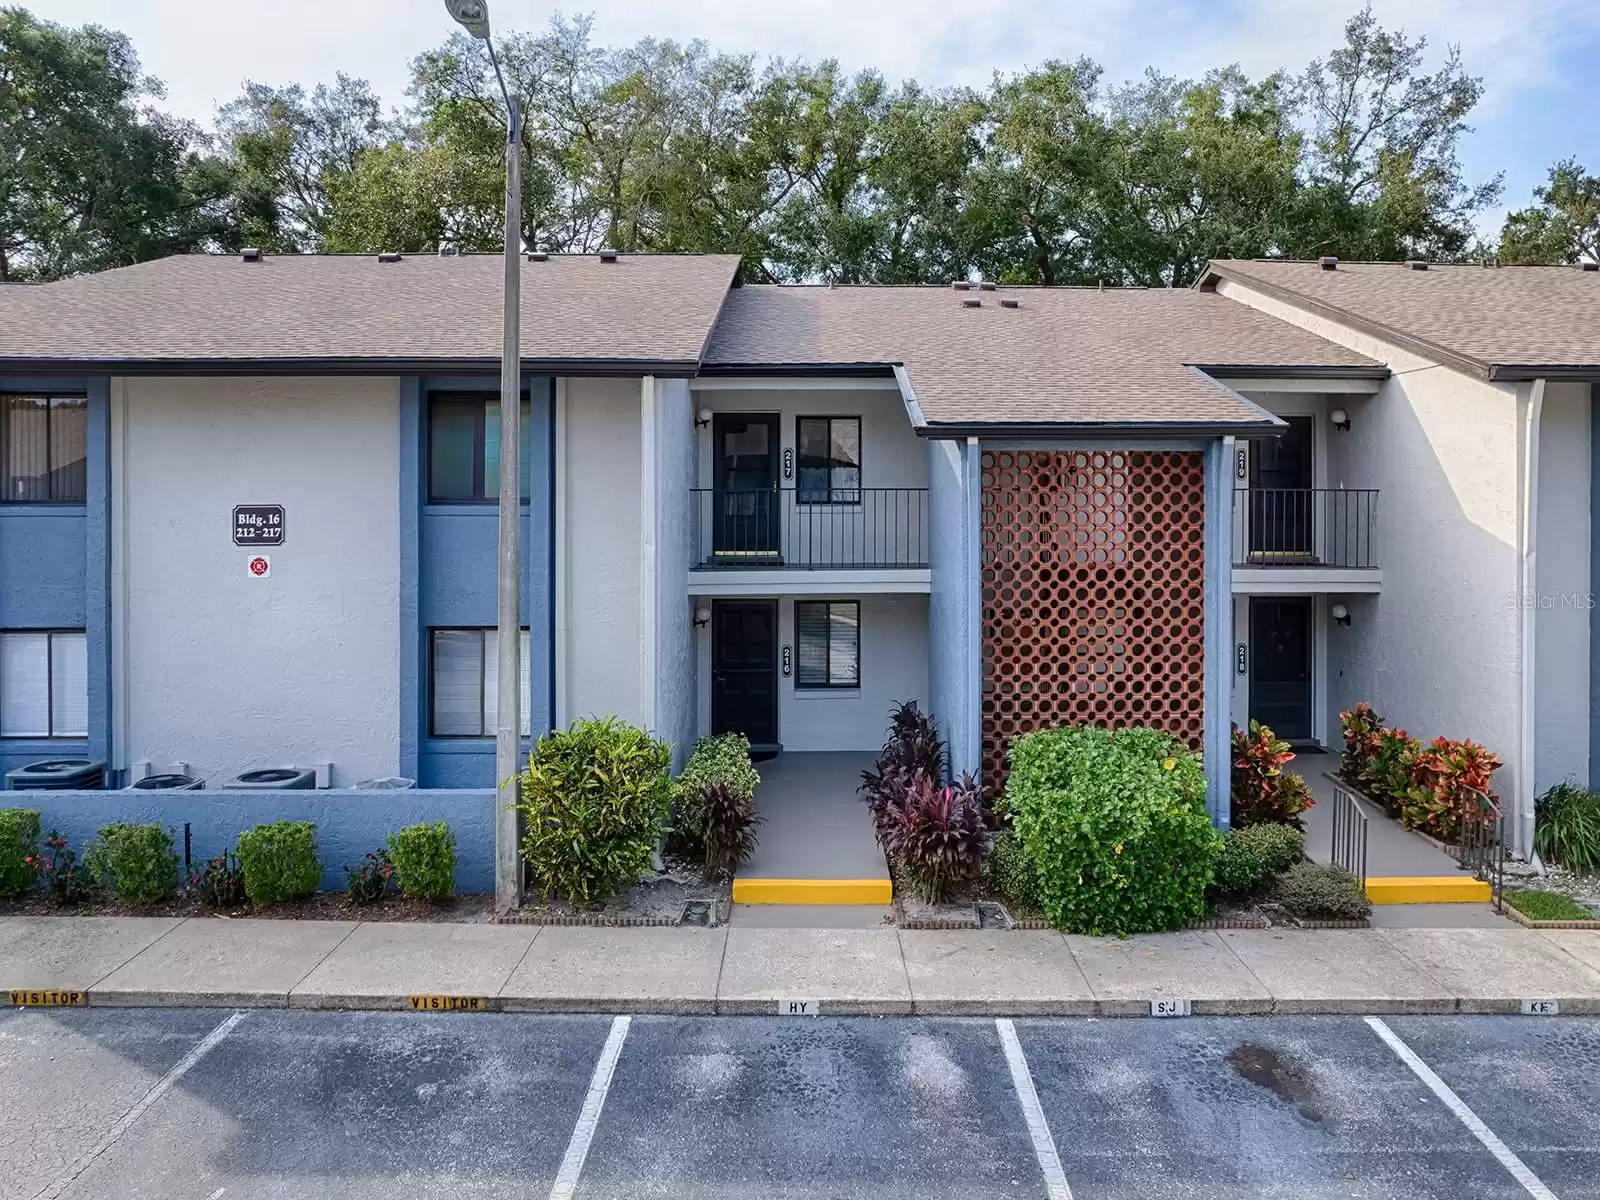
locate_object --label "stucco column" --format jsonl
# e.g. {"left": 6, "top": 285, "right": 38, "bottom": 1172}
{"left": 639, "top": 375, "right": 659, "bottom": 732}
{"left": 1203, "top": 436, "right": 1235, "bottom": 827}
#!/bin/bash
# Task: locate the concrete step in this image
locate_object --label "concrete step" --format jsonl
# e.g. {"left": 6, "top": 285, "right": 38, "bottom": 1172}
{"left": 1366, "top": 875, "right": 1493, "bottom": 904}
{"left": 731, "top": 877, "right": 893, "bottom": 905}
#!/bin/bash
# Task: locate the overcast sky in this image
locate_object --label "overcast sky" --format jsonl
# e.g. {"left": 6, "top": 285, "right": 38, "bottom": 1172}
{"left": 31, "top": 0, "right": 1600, "bottom": 227}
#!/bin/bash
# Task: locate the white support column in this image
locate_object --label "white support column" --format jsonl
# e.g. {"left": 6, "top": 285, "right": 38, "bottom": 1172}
{"left": 1516, "top": 379, "right": 1546, "bottom": 859}
{"left": 1204, "top": 437, "right": 1235, "bottom": 828}
{"left": 639, "top": 375, "right": 660, "bottom": 731}
{"left": 553, "top": 378, "right": 570, "bottom": 730}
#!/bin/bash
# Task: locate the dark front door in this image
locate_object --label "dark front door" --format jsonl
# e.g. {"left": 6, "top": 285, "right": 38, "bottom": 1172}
{"left": 1250, "top": 597, "right": 1312, "bottom": 741}
{"left": 712, "top": 600, "right": 778, "bottom": 746}
{"left": 1247, "top": 415, "right": 1314, "bottom": 560}
{"left": 712, "top": 413, "right": 781, "bottom": 559}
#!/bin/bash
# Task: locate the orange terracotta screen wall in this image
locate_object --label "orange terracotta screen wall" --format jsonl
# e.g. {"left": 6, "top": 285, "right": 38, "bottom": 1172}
{"left": 980, "top": 449, "right": 1207, "bottom": 781}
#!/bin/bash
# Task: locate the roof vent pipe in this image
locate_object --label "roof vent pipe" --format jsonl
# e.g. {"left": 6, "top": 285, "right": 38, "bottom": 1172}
{"left": 1581, "top": 261, "right": 1599, "bottom": 272}
{"left": 962, "top": 297, "right": 982, "bottom": 308}
{"left": 1406, "top": 260, "right": 1428, "bottom": 270}
{"left": 1318, "top": 256, "right": 1339, "bottom": 270}
{"left": 978, "top": 281, "right": 996, "bottom": 291}
{"left": 1000, "top": 298, "right": 1020, "bottom": 309}
{"left": 240, "top": 247, "right": 262, "bottom": 262}
{"left": 527, "top": 251, "right": 548, "bottom": 262}
{"left": 598, "top": 249, "right": 618, "bottom": 262}
{"left": 438, "top": 244, "right": 458, "bottom": 257}
{"left": 377, "top": 252, "right": 402, "bottom": 263}
{"left": 951, "top": 280, "right": 971, "bottom": 290}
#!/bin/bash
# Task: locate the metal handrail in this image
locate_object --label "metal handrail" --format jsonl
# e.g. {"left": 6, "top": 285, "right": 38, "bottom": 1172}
{"left": 691, "top": 487, "right": 928, "bottom": 569}
{"left": 1232, "top": 487, "right": 1378, "bottom": 569}
{"left": 1330, "top": 783, "right": 1369, "bottom": 892}
{"left": 1454, "top": 786, "right": 1505, "bottom": 911}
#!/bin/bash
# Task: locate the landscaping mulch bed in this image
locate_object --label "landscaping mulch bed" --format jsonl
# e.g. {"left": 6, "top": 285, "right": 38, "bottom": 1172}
{"left": 498, "top": 858, "right": 732, "bottom": 927}
{"left": 0, "top": 890, "right": 497, "bottom": 923}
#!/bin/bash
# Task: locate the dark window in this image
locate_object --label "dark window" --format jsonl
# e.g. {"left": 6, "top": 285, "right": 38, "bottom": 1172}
{"left": 796, "top": 416, "right": 861, "bottom": 504}
{"left": 429, "top": 628, "right": 532, "bottom": 737}
{"left": 0, "top": 630, "right": 87, "bottom": 738}
{"left": 795, "top": 601, "right": 859, "bottom": 689}
{"left": 3, "top": 395, "right": 87, "bottom": 503}
{"left": 428, "top": 393, "right": 534, "bottom": 502}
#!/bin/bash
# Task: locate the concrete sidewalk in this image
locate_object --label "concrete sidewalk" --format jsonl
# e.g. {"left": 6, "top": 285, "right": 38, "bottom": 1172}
{"left": 4, "top": 915, "right": 1600, "bottom": 1017}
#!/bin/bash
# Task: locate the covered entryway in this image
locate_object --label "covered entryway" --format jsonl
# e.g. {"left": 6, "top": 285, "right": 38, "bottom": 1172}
{"left": 1250, "top": 596, "right": 1313, "bottom": 741}
{"left": 732, "top": 751, "right": 891, "bottom": 905}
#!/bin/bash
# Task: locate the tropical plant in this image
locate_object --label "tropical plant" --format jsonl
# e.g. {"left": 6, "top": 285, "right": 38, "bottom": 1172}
{"left": 0, "top": 808, "right": 41, "bottom": 898}
{"left": 1003, "top": 725, "right": 1221, "bottom": 936}
{"left": 1272, "top": 862, "right": 1371, "bottom": 922}
{"left": 1338, "top": 701, "right": 1384, "bottom": 780}
{"left": 1400, "top": 736, "right": 1501, "bottom": 841}
{"left": 35, "top": 831, "right": 90, "bottom": 905}
{"left": 235, "top": 821, "right": 322, "bottom": 905}
{"left": 387, "top": 821, "right": 457, "bottom": 900}
{"left": 1534, "top": 782, "right": 1600, "bottom": 873}
{"left": 699, "top": 781, "right": 763, "bottom": 878}
{"left": 190, "top": 850, "right": 247, "bottom": 908}
{"left": 885, "top": 771, "right": 993, "bottom": 904}
{"left": 84, "top": 822, "right": 179, "bottom": 904}
{"left": 859, "top": 701, "right": 945, "bottom": 844}
{"left": 517, "top": 716, "right": 673, "bottom": 904}
{"left": 672, "top": 733, "right": 760, "bottom": 850}
{"left": 346, "top": 849, "right": 394, "bottom": 905}
{"left": 1230, "top": 721, "right": 1314, "bottom": 827}
{"left": 1362, "top": 727, "right": 1421, "bottom": 813}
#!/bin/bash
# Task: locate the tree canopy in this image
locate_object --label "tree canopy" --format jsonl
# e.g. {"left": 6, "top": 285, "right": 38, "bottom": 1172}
{"left": 0, "top": 4, "right": 1587, "bottom": 285}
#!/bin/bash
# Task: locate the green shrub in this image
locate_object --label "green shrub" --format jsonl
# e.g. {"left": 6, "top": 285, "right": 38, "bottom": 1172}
{"left": 85, "top": 822, "right": 179, "bottom": 904}
{"left": 987, "top": 831, "right": 1041, "bottom": 913}
{"left": 236, "top": 821, "right": 322, "bottom": 905}
{"left": 518, "top": 716, "right": 673, "bottom": 904}
{"left": 1272, "top": 863, "right": 1371, "bottom": 921}
{"left": 1504, "top": 889, "right": 1595, "bottom": 922}
{"left": 1004, "top": 726, "right": 1221, "bottom": 936}
{"left": 1210, "top": 835, "right": 1271, "bottom": 899}
{"left": 387, "top": 821, "right": 457, "bottom": 900}
{"left": 0, "top": 808, "right": 41, "bottom": 897}
{"left": 1534, "top": 782, "right": 1600, "bottom": 873}
{"left": 672, "top": 733, "right": 761, "bottom": 848}
{"left": 1230, "top": 822, "right": 1306, "bottom": 875}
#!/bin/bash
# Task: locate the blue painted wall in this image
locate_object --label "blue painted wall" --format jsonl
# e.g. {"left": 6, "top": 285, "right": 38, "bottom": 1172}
{"left": 927, "top": 437, "right": 979, "bottom": 778}
{"left": 405, "top": 377, "right": 556, "bottom": 787}
{"left": 0, "top": 377, "right": 105, "bottom": 778}
{"left": 6, "top": 787, "right": 497, "bottom": 893}
{"left": 1202, "top": 437, "right": 1233, "bottom": 827}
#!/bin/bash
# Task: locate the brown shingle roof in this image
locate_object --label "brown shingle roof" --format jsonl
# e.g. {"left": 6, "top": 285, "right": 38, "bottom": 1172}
{"left": 1202, "top": 259, "right": 1600, "bottom": 380}
{"left": 703, "top": 284, "right": 1382, "bottom": 430}
{"left": 0, "top": 252, "right": 742, "bottom": 372}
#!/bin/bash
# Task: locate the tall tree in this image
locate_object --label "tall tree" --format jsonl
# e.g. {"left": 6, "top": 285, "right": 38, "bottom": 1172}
{"left": 1288, "top": 5, "right": 1500, "bottom": 260}
{"left": 0, "top": 8, "right": 234, "bottom": 280}
{"left": 216, "top": 74, "right": 393, "bottom": 252}
{"left": 1498, "top": 159, "right": 1600, "bottom": 264}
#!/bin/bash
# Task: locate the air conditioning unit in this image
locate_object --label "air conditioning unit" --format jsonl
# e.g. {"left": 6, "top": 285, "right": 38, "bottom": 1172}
{"left": 125, "top": 774, "right": 205, "bottom": 791}
{"left": 222, "top": 767, "right": 316, "bottom": 790}
{"left": 4, "top": 758, "right": 107, "bottom": 790}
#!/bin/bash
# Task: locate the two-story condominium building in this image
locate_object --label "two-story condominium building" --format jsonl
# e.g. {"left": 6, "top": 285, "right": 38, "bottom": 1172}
{"left": 2, "top": 249, "right": 1595, "bottom": 882}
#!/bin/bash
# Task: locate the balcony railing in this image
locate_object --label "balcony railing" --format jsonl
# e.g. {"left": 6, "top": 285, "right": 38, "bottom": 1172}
{"left": 1232, "top": 488, "right": 1378, "bottom": 569}
{"left": 691, "top": 487, "right": 928, "bottom": 569}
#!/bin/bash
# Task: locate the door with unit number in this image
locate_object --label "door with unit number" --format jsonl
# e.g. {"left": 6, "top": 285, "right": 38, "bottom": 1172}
{"left": 711, "top": 600, "right": 778, "bottom": 747}
{"left": 712, "top": 414, "right": 781, "bottom": 559}
{"left": 1249, "top": 597, "right": 1312, "bottom": 741}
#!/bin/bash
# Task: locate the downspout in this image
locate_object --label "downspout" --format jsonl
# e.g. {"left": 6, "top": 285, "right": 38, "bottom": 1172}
{"left": 1518, "top": 378, "right": 1546, "bottom": 860}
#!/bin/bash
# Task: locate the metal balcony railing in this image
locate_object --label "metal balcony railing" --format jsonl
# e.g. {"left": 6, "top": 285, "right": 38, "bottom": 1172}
{"left": 691, "top": 487, "right": 928, "bottom": 569}
{"left": 1232, "top": 488, "right": 1378, "bottom": 569}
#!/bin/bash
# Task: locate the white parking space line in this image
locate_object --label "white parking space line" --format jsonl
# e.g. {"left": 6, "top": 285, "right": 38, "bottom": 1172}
{"left": 32, "top": 1010, "right": 249, "bottom": 1200}
{"left": 548, "top": 1014, "right": 632, "bottom": 1200}
{"left": 995, "top": 1019, "right": 1074, "bottom": 1200}
{"left": 1365, "top": 1017, "right": 1561, "bottom": 1200}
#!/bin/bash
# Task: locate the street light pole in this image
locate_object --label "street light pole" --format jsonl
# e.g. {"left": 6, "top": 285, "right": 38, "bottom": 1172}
{"left": 445, "top": 0, "right": 522, "bottom": 912}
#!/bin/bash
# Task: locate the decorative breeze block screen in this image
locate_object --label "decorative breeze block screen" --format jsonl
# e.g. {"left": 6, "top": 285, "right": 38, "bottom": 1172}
{"left": 980, "top": 449, "right": 1206, "bottom": 781}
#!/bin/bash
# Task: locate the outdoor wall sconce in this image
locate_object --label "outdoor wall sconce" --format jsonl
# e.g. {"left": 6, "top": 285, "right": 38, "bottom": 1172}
{"left": 695, "top": 408, "right": 713, "bottom": 428}
{"left": 1330, "top": 407, "right": 1351, "bottom": 432}
{"left": 1331, "top": 603, "right": 1352, "bottom": 626}
{"left": 694, "top": 606, "right": 712, "bottom": 628}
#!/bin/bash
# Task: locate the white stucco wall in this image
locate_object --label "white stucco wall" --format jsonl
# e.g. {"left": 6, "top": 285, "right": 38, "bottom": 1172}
{"left": 115, "top": 376, "right": 401, "bottom": 787}
{"left": 695, "top": 593, "right": 930, "bottom": 752}
{"left": 1534, "top": 381, "right": 1591, "bottom": 792}
{"left": 1217, "top": 280, "right": 1524, "bottom": 805}
{"left": 562, "top": 376, "right": 642, "bottom": 727}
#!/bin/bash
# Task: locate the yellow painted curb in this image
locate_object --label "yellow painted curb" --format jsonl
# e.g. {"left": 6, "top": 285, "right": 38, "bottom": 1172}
{"left": 1365, "top": 876, "right": 1492, "bottom": 904}
{"left": 731, "top": 877, "right": 893, "bottom": 905}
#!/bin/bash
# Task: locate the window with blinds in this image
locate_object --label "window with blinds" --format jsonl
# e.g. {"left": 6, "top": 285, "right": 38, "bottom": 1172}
{"left": 0, "top": 631, "right": 88, "bottom": 738}
{"left": 3, "top": 395, "right": 88, "bottom": 503}
{"left": 429, "top": 628, "right": 533, "bottom": 737}
{"left": 794, "top": 601, "right": 860, "bottom": 690}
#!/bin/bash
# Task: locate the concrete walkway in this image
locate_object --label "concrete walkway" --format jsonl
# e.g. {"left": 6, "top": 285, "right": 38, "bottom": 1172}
{"left": 734, "top": 751, "right": 889, "bottom": 904}
{"left": 5, "top": 914, "right": 1600, "bottom": 1016}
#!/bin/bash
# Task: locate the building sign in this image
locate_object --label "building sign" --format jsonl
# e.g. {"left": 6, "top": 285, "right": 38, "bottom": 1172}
{"left": 782, "top": 446, "right": 794, "bottom": 480}
{"left": 1235, "top": 643, "right": 1248, "bottom": 676}
{"left": 246, "top": 555, "right": 271, "bottom": 579}
{"left": 233, "top": 504, "right": 285, "bottom": 546}
{"left": 781, "top": 644, "right": 792, "bottom": 677}
{"left": 1234, "top": 446, "right": 1248, "bottom": 481}
{"left": 8, "top": 988, "right": 86, "bottom": 1007}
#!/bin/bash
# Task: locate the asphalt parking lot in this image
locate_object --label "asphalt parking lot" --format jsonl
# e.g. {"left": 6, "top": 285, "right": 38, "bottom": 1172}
{"left": 0, "top": 1009, "right": 1595, "bottom": 1199}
